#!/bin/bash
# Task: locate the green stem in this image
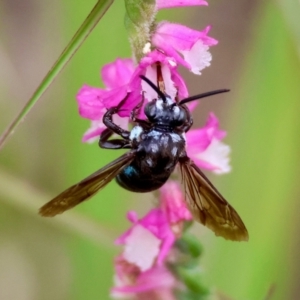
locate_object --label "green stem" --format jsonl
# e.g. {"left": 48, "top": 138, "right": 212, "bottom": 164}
{"left": 0, "top": 0, "right": 114, "bottom": 151}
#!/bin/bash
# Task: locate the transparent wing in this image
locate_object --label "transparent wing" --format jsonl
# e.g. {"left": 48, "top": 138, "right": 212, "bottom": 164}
{"left": 179, "top": 157, "right": 248, "bottom": 241}
{"left": 39, "top": 151, "right": 136, "bottom": 217}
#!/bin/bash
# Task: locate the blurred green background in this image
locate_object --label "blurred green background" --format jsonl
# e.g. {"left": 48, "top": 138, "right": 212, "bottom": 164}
{"left": 0, "top": 1, "right": 299, "bottom": 299}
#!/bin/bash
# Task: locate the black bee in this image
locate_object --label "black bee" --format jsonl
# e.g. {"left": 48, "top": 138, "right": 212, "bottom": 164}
{"left": 39, "top": 76, "right": 248, "bottom": 241}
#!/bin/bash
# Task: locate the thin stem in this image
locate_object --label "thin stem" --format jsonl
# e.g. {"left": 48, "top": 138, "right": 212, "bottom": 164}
{"left": 0, "top": 0, "right": 114, "bottom": 151}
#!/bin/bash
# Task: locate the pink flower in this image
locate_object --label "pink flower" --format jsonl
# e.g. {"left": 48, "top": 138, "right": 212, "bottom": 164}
{"left": 152, "top": 22, "right": 218, "bottom": 74}
{"left": 76, "top": 85, "right": 106, "bottom": 120}
{"left": 77, "top": 53, "right": 189, "bottom": 142}
{"left": 156, "top": 0, "right": 208, "bottom": 9}
{"left": 112, "top": 258, "right": 176, "bottom": 299}
{"left": 159, "top": 181, "right": 192, "bottom": 225}
{"left": 116, "top": 210, "right": 176, "bottom": 269}
{"left": 133, "top": 50, "right": 188, "bottom": 103}
{"left": 76, "top": 58, "right": 138, "bottom": 141}
{"left": 186, "top": 113, "right": 231, "bottom": 174}
{"left": 77, "top": 58, "right": 137, "bottom": 118}
{"left": 112, "top": 209, "right": 178, "bottom": 299}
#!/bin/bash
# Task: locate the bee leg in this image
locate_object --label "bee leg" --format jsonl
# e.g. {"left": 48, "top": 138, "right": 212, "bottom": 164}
{"left": 131, "top": 92, "right": 144, "bottom": 121}
{"left": 130, "top": 92, "right": 151, "bottom": 128}
{"left": 103, "top": 106, "right": 130, "bottom": 139}
{"left": 99, "top": 128, "right": 131, "bottom": 149}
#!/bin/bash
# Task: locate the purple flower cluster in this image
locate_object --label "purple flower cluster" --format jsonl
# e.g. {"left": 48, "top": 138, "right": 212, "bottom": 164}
{"left": 76, "top": 0, "right": 231, "bottom": 298}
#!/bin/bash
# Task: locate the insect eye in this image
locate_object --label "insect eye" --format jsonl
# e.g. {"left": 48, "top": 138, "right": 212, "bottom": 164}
{"left": 144, "top": 102, "right": 156, "bottom": 119}
{"left": 171, "top": 106, "right": 187, "bottom": 126}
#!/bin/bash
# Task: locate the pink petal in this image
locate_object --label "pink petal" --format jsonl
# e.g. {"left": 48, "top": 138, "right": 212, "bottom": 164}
{"left": 101, "top": 58, "right": 135, "bottom": 89}
{"left": 152, "top": 23, "right": 217, "bottom": 73}
{"left": 186, "top": 113, "right": 225, "bottom": 151}
{"left": 171, "top": 69, "right": 189, "bottom": 99}
{"left": 76, "top": 85, "right": 106, "bottom": 120}
{"left": 127, "top": 211, "right": 139, "bottom": 223}
{"left": 157, "top": 232, "right": 175, "bottom": 265}
{"left": 186, "top": 128, "right": 212, "bottom": 152}
{"left": 154, "top": 23, "right": 218, "bottom": 49}
{"left": 82, "top": 120, "right": 106, "bottom": 143}
{"left": 192, "top": 139, "right": 231, "bottom": 174}
{"left": 160, "top": 181, "right": 192, "bottom": 224}
{"left": 181, "top": 39, "right": 212, "bottom": 74}
{"left": 139, "top": 209, "right": 171, "bottom": 240}
{"left": 122, "top": 225, "right": 161, "bottom": 272}
{"left": 138, "top": 50, "right": 188, "bottom": 101}
{"left": 101, "top": 85, "right": 128, "bottom": 110}
{"left": 187, "top": 113, "right": 231, "bottom": 174}
{"left": 138, "top": 209, "right": 175, "bottom": 265}
{"left": 156, "top": 0, "right": 207, "bottom": 9}
{"left": 116, "top": 209, "right": 175, "bottom": 267}
{"left": 112, "top": 265, "right": 176, "bottom": 296}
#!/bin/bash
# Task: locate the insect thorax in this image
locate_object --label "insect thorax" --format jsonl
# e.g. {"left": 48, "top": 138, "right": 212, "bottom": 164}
{"left": 117, "top": 126, "right": 186, "bottom": 193}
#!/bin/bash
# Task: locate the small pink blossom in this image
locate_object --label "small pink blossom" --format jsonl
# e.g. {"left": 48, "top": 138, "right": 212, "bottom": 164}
{"left": 152, "top": 22, "right": 218, "bottom": 74}
{"left": 102, "top": 58, "right": 135, "bottom": 89}
{"left": 160, "top": 181, "right": 192, "bottom": 225}
{"left": 81, "top": 120, "right": 104, "bottom": 143}
{"left": 186, "top": 113, "right": 231, "bottom": 174}
{"left": 120, "top": 224, "right": 162, "bottom": 272}
{"left": 77, "top": 54, "right": 189, "bottom": 142}
{"left": 76, "top": 58, "right": 138, "bottom": 141}
{"left": 156, "top": 0, "right": 207, "bottom": 9}
{"left": 112, "top": 258, "right": 176, "bottom": 299}
{"left": 116, "top": 210, "right": 175, "bottom": 269}
{"left": 76, "top": 85, "right": 106, "bottom": 120}
{"left": 134, "top": 50, "right": 188, "bottom": 103}
{"left": 77, "top": 58, "right": 139, "bottom": 118}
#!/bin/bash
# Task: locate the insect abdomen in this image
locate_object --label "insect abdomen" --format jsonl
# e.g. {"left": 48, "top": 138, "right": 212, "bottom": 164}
{"left": 116, "top": 163, "right": 171, "bottom": 192}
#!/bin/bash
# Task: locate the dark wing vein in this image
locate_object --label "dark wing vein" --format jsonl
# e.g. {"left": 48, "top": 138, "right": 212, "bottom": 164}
{"left": 180, "top": 158, "right": 248, "bottom": 241}
{"left": 39, "top": 151, "right": 136, "bottom": 217}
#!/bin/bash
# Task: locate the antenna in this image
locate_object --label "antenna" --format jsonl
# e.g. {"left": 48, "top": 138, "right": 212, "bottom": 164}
{"left": 179, "top": 89, "right": 230, "bottom": 106}
{"left": 140, "top": 75, "right": 167, "bottom": 102}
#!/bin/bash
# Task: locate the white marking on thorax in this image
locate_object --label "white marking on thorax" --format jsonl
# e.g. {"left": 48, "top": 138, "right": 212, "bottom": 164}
{"left": 150, "top": 143, "right": 159, "bottom": 153}
{"left": 146, "top": 157, "right": 153, "bottom": 167}
{"left": 130, "top": 126, "right": 143, "bottom": 141}
{"left": 170, "top": 133, "right": 182, "bottom": 143}
{"left": 171, "top": 146, "right": 178, "bottom": 156}
{"left": 155, "top": 96, "right": 174, "bottom": 111}
{"left": 147, "top": 130, "right": 161, "bottom": 140}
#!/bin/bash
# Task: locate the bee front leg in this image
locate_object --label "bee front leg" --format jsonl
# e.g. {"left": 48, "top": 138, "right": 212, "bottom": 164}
{"left": 103, "top": 105, "right": 130, "bottom": 139}
{"left": 99, "top": 128, "right": 131, "bottom": 149}
{"left": 130, "top": 92, "right": 152, "bottom": 129}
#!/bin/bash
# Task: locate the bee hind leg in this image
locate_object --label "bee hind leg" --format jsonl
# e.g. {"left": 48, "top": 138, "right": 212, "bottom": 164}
{"left": 99, "top": 128, "right": 131, "bottom": 149}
